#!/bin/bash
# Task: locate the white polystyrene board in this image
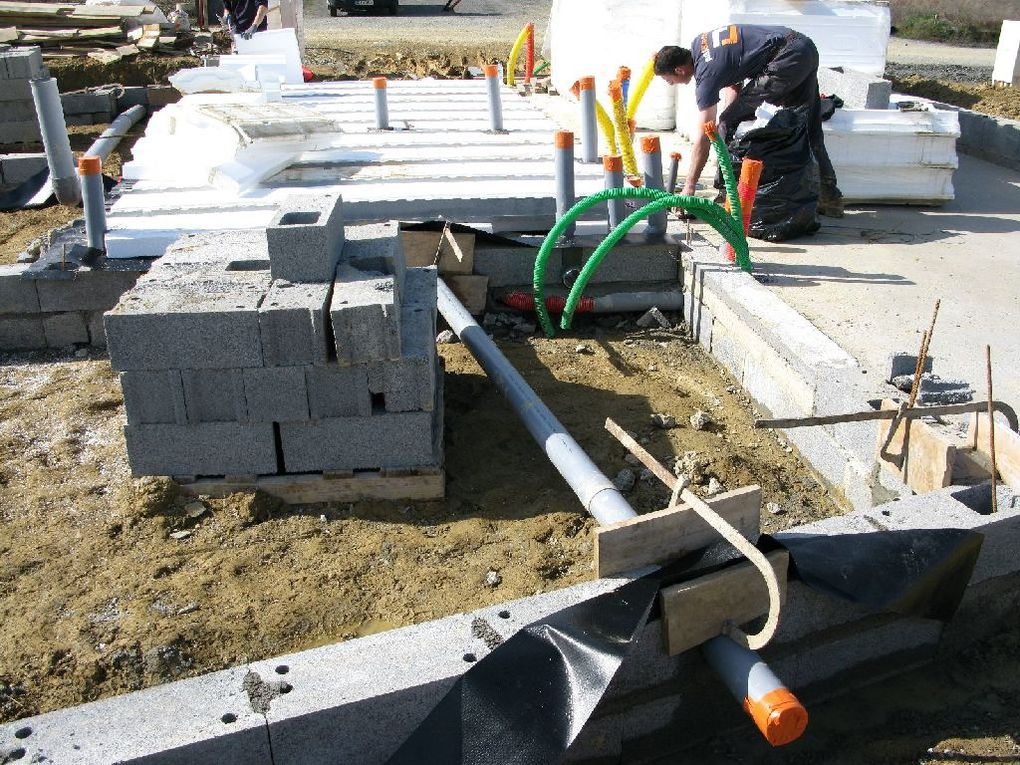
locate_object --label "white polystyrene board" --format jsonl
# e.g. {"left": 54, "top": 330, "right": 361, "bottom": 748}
{"left": 821, "top": 131, "right": 959, "bottom": 168}
{"left": 235, "top": 27, "right": 303, "bottom": 84}
{"left": 169, "top": 67, "right": 259, "bottom": 94}
{"left": 548, "top": 0, "right": 684, "bottom": 130}
{"left": 837, "top": 165, "right": 955, "bottom": 203}
{"left": 993, "top": 21, "right": 1020, "bottom": 85}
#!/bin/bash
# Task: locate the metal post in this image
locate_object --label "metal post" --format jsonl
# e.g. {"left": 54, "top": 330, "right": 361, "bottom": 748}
{"left": 372, "top": 77, "right": 390, "bottom": 130}
{"left": 578, "top": 76, "right": 598, "bottom": 163}
{"left": 78, "top": 155, "right": 106, "bottom": 251}
{"left": 554, "top": 130, "right": 576, "bottom": 239}
{"left": 30, "top": 76, "right": 80, "bottom": 206}
{"left": 603, "top": 154, "right": 625, "bottom": 231}
{"left": 484, "top": 64, "right": 504, "bottom": 132}
{"left": 436, "top": 279, "right": 635, "bottom": 525}
{"left": 667, "top": 151, "right": 681, "bottom": 194}
{"left": 641, "top": 135, "right": 667, "bottom": 235}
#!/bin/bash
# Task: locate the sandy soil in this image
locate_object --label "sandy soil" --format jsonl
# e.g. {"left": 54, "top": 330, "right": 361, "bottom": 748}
{"left": 892, "top": 76, "right": 1020, "bottom": 121}
{"left": 0, "top": 324, "right": 841, "bottom": 722}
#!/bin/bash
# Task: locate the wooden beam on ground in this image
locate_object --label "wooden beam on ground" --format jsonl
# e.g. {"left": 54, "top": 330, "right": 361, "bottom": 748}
{"left": 594, "top": 485, "right": 761, "bottom": 577}
{"left": 176, "top": 469, "right": 445, "bottom": 504}
{"left": 659, "top": 549, "right": 789, "bottom": 656}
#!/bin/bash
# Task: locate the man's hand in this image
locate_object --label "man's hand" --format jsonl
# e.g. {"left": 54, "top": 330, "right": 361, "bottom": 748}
{"left": 240, "top": 27, "right": 254, "bottom": 39}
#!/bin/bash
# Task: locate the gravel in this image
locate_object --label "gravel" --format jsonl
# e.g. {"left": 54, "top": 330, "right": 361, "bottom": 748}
{"left": 886, "top": 62, "right": 993, "bottom": 85}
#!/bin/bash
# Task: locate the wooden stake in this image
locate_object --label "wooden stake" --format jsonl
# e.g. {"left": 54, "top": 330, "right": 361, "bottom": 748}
{"left": 900, "top": 299, "right": 941, "bottom": 475}
{"left": 987, "top": 345, "right": 998, "bottom": 513}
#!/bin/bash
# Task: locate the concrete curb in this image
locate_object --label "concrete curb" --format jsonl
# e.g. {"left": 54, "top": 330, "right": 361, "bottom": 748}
{"left": 927, "top": 99, "right": 1020, "bottom": 172}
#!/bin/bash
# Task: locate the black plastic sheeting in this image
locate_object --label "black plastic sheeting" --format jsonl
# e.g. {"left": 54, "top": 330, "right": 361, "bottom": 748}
{"left": 0, "top": 170, "right": 117, "bottom": 213}
{"left": 386, "top": 528, "right": 983, "bottom": 764}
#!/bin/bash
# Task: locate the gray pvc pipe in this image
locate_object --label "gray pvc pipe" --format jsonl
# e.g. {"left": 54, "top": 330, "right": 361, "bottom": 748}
{"left": 667, "top": 152, "right": 680, "bottom": 194}
{"left": 603, "top": 158, "right": 625, "bottom": 230}
{"left": 85, "top": 104, "right": 146, "bottom": 163}
{"left": 642, "top": 143, "right": 667, "bottom": 235}
{"left": 554, "top": 132, "right": 576, "bottom": 240}
{"left": 579, "top": 85, "right": 598, "bottom": 163}
{"left": 437, "top": 278, "right": 636, "bottom": 526}
{"left": 80, "top": 167, "right": 106, "bottom": 251}
{"left": 486, "top": 71, "right": 504, "bottom": 132}
{"left": 30, "top": 77, "right": 80, "bottom": 206}
{"left": 374, "top": 84, "right": 390, "bottom": 130}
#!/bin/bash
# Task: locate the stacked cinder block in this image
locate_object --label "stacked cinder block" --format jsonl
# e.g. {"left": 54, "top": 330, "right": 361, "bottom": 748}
{"left": 105, "top": 194, "right": 444, "bottom": 479}
{"left": 60, "top": 86, "right": 118, "bottom": 127}
{"left": 0, "top": 46, "right": 45, "bottom": 145}
{"left": 0, "top": 262, "right": 141, "bottom": 349}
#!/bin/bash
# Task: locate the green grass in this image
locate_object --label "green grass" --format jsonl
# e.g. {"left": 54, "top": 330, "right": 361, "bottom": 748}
{"left": 896, "top": 13, "right": 1001, "bottom": 45}
{"left": 889, "top": 0, "right": 1019, "bottom": 45}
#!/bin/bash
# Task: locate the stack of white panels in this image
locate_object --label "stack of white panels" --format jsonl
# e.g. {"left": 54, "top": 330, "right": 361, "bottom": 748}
{"left": 755, "top": 97, "right": 959, "bottom": 204}
{"left": 993, "top": 20, "right": 1020, "bottom": 87}
{"left": 548, "top": 0, "right": 684, "bottom": 130}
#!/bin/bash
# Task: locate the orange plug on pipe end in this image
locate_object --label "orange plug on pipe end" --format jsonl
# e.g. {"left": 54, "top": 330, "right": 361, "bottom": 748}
{"left": 372, "top": 76, "right": 387, "bottom": 89}
{"left": 78, "top": 155, "right": 102, "bottom": 176}
{"left": 608, "top": 79, "right": 623, "bottom": 102}
{"left": 627, "top": 118, "right": 636, "bottom": 136}
{"left": 617, "top": 65, "right": 631, "bottom": 82}
{"left": 554, "top": 130, "right": 574, "bottom": 149}
{"left": 703, "top": 121, "right": 718, "bottom": 141}
{"left": 578, "top": 76, "right": 595, "bottom": 91}
{"left": 670, "top": 151, "right": 683, "bottom": 161}
{"left": 639, "top": 135, "right": 660, "bottom": 154}
{"left": 603, "top": 155, "right": 623, "bottom": 172}
{"left": 625, "top": 175, "right": 644, "bottom": 188}
{"left": 483, "top": 64, "right": 499, "bottom": 78}
{"left": 743, "top": 689, "right": 809, "bottom": 747}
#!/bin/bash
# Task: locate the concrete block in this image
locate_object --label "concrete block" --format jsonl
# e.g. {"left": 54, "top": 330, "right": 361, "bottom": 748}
{"left": 243, "top": 366, "right": 310, "bottom": 422}
{"left": 120, "top": 370, "right": 188, "bottom": 425}
{"left": 993, "top": 20, "right": 1020, "bottom": 86}
{"left": 0, "top": 152, "right": 46, "bottom": 187}
{"left": 116, "top": 86, "right": 149, "bottom": 111}
{"left": 87, "top": 311, "right": 107, "bottom": 347}
{"left": 473, "top": 243, "right": 556, "bottom": 288}
{"left": 330, "top": 264, "right": 401, "bottom": 365}
{"left": 60, "top": 89, "right": 117, "bottom": 117}
{"left": 0, "top": 263, "right": 39, "bottom": 313}
{"left": 279, "top": 411, "right": 438, "bottom": 472}
{"left": 367, "top": 300, "right": 436, "bottom": 413}
{"left": 304, "top": 365, "right": 372, "bottom": 419}
{"left": 344, "top": 221, "right": 406, "bottom": 293}
{"left": 817, "top": 66, "right": 892, "bottom": 110}
{"left": 0, "top": 47, "right": 44, "bottom": 80}
{"left": 266, "top": 194, "right": 344, "bottom": 282}
{"left": 42, "top": 311, "right": 89, "bottom": 347}
{"left": 124, "top": 422, "right": 278, "bottom": 476}
{"left": 583, "top": 239, "right": 680, "bottom": 285}
{"left": 146, "top": 84, "right": 181, "bottom": 110}
{"left": 156, "top": 230, "right": 270, "bottom": 276}
{"left": 0, "top": 120, "right": 41, "bottom": 144}
{"left": 0, "top": 315, "right": 45, "bottom": 348}
{"left": 182, "top": 368, "right": 248, "bottom": 423}
{"left": 0, "top": 78, "right": 32, "bottom": 101}
{"left": 887, "top": 351, "right": 933, "bottom": 382}
{"left": 105, "top": 271, "right": 270, "bottom": 371}
{"left": 0, "top": 99, "right": 37, "bottom": 122}
{"left": 258, "top": 279, "right": 332, "bottom": 367}
{"left": 35, "top": 269, "right": 141, "bottom": 312}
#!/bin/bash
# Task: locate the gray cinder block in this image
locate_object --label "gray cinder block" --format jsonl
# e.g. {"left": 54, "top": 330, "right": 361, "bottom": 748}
{"left": 1, "top": 152, "right": 47, "bottom": 187}
{"left": 0, "top": 263, "right": 40, "bottom": 313}
{"left": 182, "top": 368, "right": 248, "bottom": 423}
{"left": 35, "top": 270, "right": 141, "bottom": 313}
{"left": 43, "top": 312, "right": 89, "bottom": 347}
{"left": 0, "top": 99, "right": 38, "bottom": 123}
{"left": 60, "top": 89, "right": 117, "bottom": 118}
{"left": 305, "top": 365, "right": 372, "bottom": 419}
{"left": 817, "top": 66, "right": 892, "bottom": 110}
{"left": 330, "top": 264, "right": 401, "bottom": 365}
{"left": 343, "top": 221, "right": 406, "bottom": 292}
{"left": 124, "top": 422, "right": 278, "bottom": 477}
{"left": 1, "top": 47, "right": 44, "bottom": 80}
{"left": 887, "top": 351, "right": 934, "bottom": 382}
{"left": 116, "top": 86, "right": 149, "bottom": 111}
{"left": 87, "top": 311, "right": 106, "bottom": 347}
{"left": 120, "top": 370, "right": 188, "bottom": 425}
{"left": 243, "top": 366, "right": 310, "bottom": 422}
{"left": 0, "top": 79, "right": 32, "bottom": 101}
{"left": 473, "top": 243, "right": 550, "bottom": 288}
{"left": 266, "top": 194, "right": 344, "bottom": 283}
{"left": 279, "top": 411, "right": 439, "bottom": 472}
{"left": 258, "top": 280, "right": 332, "bottom": 367}
{"left": 105, "top": 271, "right": 270, "bottom": 371}
{"left": 0, "top": 315, "right": 45, "bottom": 348}
{"left": 0, "top": 120, "right": 42, "bottom": 144}
{"left": 368, "top": 293, "right": 437, "bottom": 413}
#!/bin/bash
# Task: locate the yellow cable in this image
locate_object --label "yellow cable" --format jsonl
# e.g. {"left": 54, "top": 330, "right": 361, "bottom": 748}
{"left": 609, "top": 80, "right": 638, "bottom": 179}
{"left": 506, "top": 23, "right": 530, "bottom": 86}
{"left": 626, "top": 55, "right": 656, "bottom": 123}
{"left": 594, "top": 100, "right": 618, "bottom": 155}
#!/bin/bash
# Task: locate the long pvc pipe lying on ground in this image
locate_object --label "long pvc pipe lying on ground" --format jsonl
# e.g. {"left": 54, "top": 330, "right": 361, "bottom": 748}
{"left": 436, "top": 278, "right": 636, "bottom": 526}
{"left": 30, "top": 76, "right": 80, "bottom": 206}
{"left": 84, "top": 104, "right": 147, "bottom": 163}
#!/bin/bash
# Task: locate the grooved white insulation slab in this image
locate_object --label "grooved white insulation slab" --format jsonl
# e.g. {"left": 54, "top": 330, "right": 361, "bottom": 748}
{"left": 106, "top": 79, "right": 608, "bottom": 258}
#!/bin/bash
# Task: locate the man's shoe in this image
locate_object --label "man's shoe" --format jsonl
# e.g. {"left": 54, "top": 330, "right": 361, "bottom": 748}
{"left": 818, "top": 183, "right": 844, "bottom": 218}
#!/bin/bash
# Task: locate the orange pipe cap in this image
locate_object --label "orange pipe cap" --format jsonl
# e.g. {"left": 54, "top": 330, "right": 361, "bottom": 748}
{"left": 578, "top": 76, "right": 595, "bottom": 91}
{"left": 554, "top": 130, "right": 574, "bottom": 149}
{"left": 640, "top": 135, "right": 660, "bottom": 154}
{"left": 617, "top": 65, "right": 631, "bottom": 81}
{"left": 78, "top": 155, "right": 102, "bottom": 175}
{"left": 743, "top": 689, "right": 809, "bottom": 748}
{"left": 670, "top": 151, "right": 683, "bottom": 161}
{"left": 372, "top": 76, "right": 387, "bottom": 89}
{"left": 603, "top": 155, "right": 623, "bottom": 172}
{"left": 703, "top": 121, "right": 718, "bottom": 140}
{"left": 483, "top": 64, "right": 499, "bottom": 78}
{"left": 608, "top": 79, "right": 622, "bottom": 101}
{"left": 625, "top": 175, "right": 643, "bottom": 188}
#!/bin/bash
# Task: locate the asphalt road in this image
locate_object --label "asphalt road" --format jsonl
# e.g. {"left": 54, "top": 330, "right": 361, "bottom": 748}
{"left": 303, "top": 0, "right": 554, "bottom": 45}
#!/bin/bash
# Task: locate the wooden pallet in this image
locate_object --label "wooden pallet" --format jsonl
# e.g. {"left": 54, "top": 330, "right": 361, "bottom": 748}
{"left": 175, "top": 467, "right": 445, "bottom": 504}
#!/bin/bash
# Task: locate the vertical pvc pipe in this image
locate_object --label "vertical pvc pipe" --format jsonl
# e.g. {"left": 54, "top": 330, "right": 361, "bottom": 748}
{"left": 603, "top": 155, "right": 625, "bottom": 230}
{"left": 641, "top": 136, "right": 667, "bottom": 235}
{"left": 578, "top": 76, "right": 598, "bottom": 164}
{"left": 701, "top": 636, "right": 808, "bottom": 747}
{"left": 722, "top": 158, "right": 764, "bottom": 263}
{"left": 30, "top": 77, "right": 80, "bottom": 206}
{"left": 78, "top": 155, "right": 106, "bottom": 251}
{"left": 667, "top": 151, "right": 682, "bottom": 194}
{"left": 372, "top": 77, "right": 390, "bottom": 130}
{"left": 554, "top": 130, "right": 576, "bottom": 240}
{"left": 484, "top": 64, "right": 504, "bottom": 132}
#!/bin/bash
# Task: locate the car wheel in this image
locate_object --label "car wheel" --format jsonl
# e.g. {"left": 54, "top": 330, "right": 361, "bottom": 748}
{"left": 329, "top": 5, "right": 336, "bottom": 15}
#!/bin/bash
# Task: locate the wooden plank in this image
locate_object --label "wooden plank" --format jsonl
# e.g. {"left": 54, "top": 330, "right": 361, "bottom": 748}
{"left": 595, "top": 485, "right": 761, "bottom": 577}
{"left": 400, "top": 228, "right": 475, "bottom": 273}
{"left": 660, "top": 549, "right": 789, "bottom": 656}
{"left": 0, "top": 25, "right": 15, "bottom": 41}
{"left": 875, "top": 398, "right": 955, "bottom": 493}
{"left": 445, "top": 274, "right": 488, "bottom": 314}
{"left": 177, "top": 470, "right": 445, "bottom": 504}
{"left": 967, "top": 412, "right": 1020, "bottom": 489}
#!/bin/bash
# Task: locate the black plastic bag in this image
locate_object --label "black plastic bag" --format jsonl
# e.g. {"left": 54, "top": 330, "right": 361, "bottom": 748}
{"left": 730, "top": 106, "right": 820, "bottom": 242}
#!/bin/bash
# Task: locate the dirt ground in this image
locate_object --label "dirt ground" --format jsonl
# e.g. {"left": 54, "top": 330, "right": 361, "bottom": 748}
{"left": 892, "top": 76, "right": 1020, "bottom": 121}
{"left": 0, "top": 325, "right": 841, "bottom": 723}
